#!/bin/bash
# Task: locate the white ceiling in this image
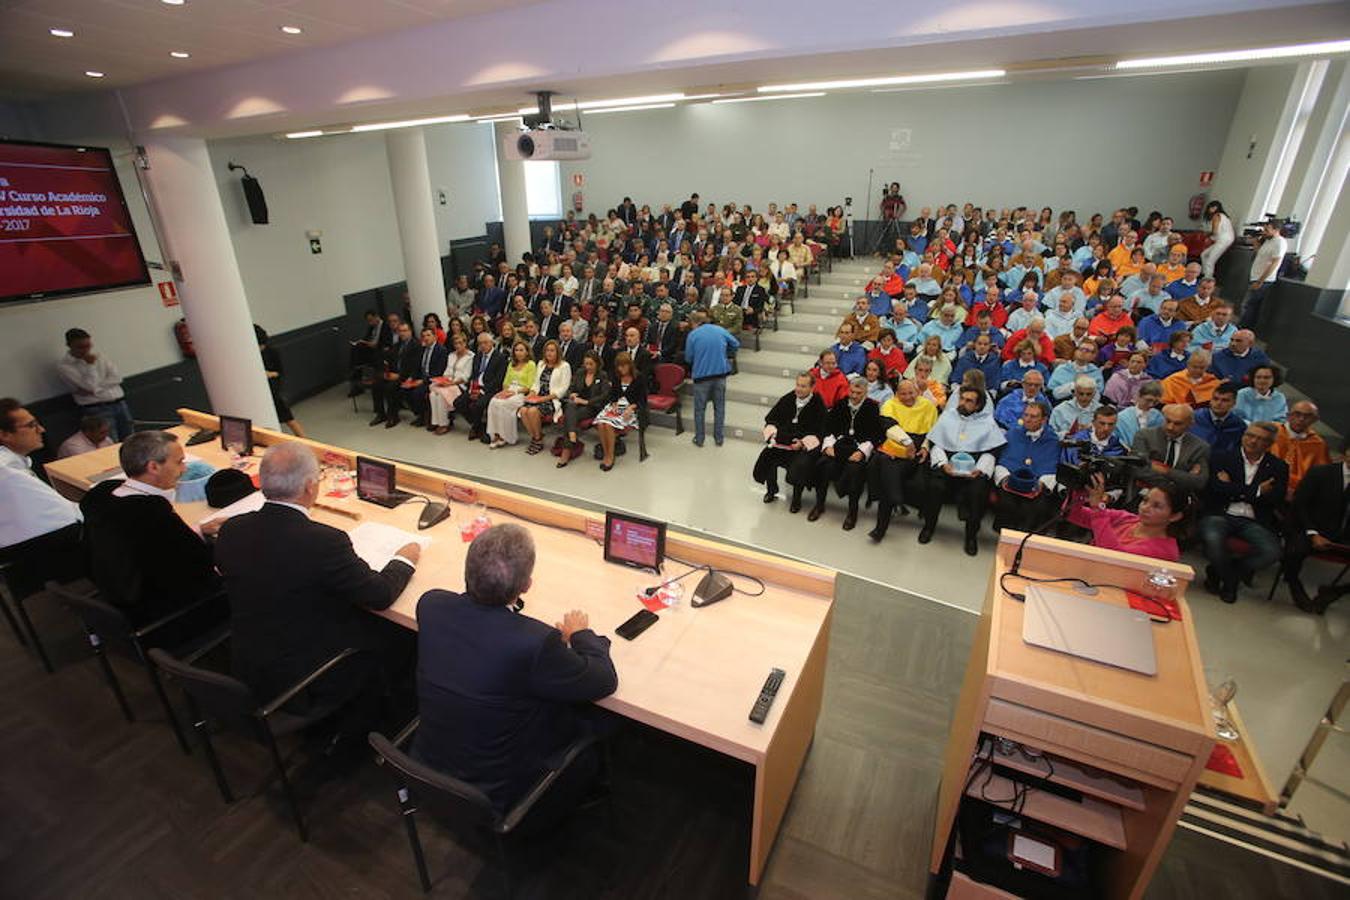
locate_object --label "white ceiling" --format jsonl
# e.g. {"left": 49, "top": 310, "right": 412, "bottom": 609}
{"left": 0, "top": 0, "right": 544, "bottom": 100}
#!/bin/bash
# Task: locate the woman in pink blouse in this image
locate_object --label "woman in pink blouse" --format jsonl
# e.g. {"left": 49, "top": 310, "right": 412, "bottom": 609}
{"left": 1067, "top": 473, "right": 1186, "bottom": 561}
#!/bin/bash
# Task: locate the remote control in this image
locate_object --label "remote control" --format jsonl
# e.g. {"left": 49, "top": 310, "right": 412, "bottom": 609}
{"left": 749, "top": 668, "right": 786, "bottom": 724}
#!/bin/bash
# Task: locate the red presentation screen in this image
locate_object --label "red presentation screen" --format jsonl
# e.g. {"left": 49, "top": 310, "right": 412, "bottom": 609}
{"left": 0, "top": 140, "right": 151, "bottom": 303}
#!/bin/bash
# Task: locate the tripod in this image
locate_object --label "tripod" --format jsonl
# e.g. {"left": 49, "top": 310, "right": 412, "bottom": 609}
{"left": 871, "top": 214, "right": 901, "bottom": 256}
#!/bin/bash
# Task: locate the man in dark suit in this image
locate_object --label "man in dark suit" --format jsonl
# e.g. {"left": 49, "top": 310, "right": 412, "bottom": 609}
{"left": 78, "top": 430, "right": 224, "bottom": 628}
{"left": 536, "top": 299, "right": 561, "bottom": 341}
{"left": 618, "top": 325, "right": 654, "bottom": 389}
{"left": 216, "top": 443, "right": 420, "bottom": 738}
{"left": 550, "top": 281, "right": 574, "bottom": 319}
{"left": 574, "top": 266, "right": 600, "bottom": 310}
{"left": 372, "top": 322, "right": 419, "bottom": 427}
{"left": 347, "top": 309, "right": 387, "bottom": 396}
{"left": 456, "top": 332, "right": 509, "bottom": 442}
{"left": 645, "top": 303, "right": 680, "bottom": 363}
{"left": 1130, "top": 403, "right": 1211, "bottom": 497}
{"left": 808, "top": 377, "right": 886, "bottom": 532}
{"left": 557, "top": 321, "right": 584, "bottom": 370}
{"left": 520, "top": 319, "right": 546, "bottom": 361}
{"left": 587, "top": 328, "right": 615, "bottom": 373}
{"left": 1284, "top": 440, "right": 1350, "bottom": 613}
{"left": 617, "top": 197, "right": 637, "bottom": 226}
{"left": 399, "top": 327, "right": 450, "bottom": 430}
{"left": 1198, "top": 423, "right": 1289, "bottom": 604}
{"left": 733, "top": 271, "right": 770, "bottom": 328}
{"left": 413, "top": 523, "right": 616, "bottom": 819}
{"left": 477, "top": 274, "right": 507, "bottom": 319}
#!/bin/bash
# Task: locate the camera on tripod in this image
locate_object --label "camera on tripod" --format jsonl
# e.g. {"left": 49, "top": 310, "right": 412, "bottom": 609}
{"left": 1055, "top": 442, "right": 1146, "bottom": 491}
{"left": 1242, "top": 213, "right": 1300, "bottom": 240}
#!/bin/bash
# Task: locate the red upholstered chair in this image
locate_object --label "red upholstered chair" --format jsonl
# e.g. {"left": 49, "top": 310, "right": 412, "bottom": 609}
{"left": 646, "top": 363, "right": 685, "bottom": 435}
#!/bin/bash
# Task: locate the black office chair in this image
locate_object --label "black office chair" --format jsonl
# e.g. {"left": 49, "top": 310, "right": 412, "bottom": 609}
{"left": 369, "top": 720, "right": 602, "bottom": 896}
{"left": 45, "top": 580, "right": 229, "bottom": 754}
{"left": 148, "top": 645, "right": 365, "bottom": 841}
{"left": 0, "top": 525, "right": 87, "bottom": 673}
{"left": 0, "top": 560, "right": 32, "bottom": 651}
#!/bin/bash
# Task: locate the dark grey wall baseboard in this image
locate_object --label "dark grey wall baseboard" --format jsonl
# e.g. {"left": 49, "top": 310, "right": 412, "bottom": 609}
{"left": 1260, "top": 279, "right": 1349, "bottom": 434}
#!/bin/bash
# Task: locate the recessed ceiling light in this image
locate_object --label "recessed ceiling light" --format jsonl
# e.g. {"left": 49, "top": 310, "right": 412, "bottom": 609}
{"left": 170, "top": 51, "right": 191, "bottom": 59}
{"left": 50, "top": 28, "right": 75, "bottom": 38}
{"left": 85, "top": 71, "right": 105, "bottom": 78}
{"left": 711, "top": 92, "right": 825, "bottom": 104}
{"left": 280, "top": 25, "right": 303, "bottom": 35}
{"left": 285, "top": 130, "right": 325, "bottom": 139}
{"left": 585, "top": 103, "right": 677, "bottom": 115}
{"left": 162, "top": 0, "right": 186, "bottom": 5}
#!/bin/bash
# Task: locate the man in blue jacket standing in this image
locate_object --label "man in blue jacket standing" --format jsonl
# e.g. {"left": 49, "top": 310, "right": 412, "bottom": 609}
{"left": 683, "top": 309, "right": 740, "bottom": 447}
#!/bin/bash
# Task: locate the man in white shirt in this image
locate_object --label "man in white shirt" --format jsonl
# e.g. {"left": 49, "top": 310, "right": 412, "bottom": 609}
{"left": 56, "top": 328, "right": 134, "bottom": 441}
{"left": 0, "top": 398, "right": 85, "bottom": 617}
{"left": 57, "top": 415, "right": 114, "bottom": 459}
{"left": 1239, "top": 220, "right": 1288, "bottom": 330}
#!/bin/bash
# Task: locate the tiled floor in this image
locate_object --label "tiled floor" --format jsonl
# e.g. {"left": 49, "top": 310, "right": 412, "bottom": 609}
{"left": 294, "top": 377, "right": 1348, "bottom": 842}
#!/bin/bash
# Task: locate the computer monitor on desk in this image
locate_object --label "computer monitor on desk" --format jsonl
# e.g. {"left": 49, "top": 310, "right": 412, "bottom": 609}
{"left": 219, "top": 415, "right": 252, "bottom": 456}
{"left": 604, "top": 511, "right": 665, "bottom": 571}
{"left": 356, "top": 456, "right": 414, "bottom": 508}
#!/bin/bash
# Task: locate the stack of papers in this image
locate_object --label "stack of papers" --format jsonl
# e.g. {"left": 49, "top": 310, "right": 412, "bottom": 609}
{"left": 347, "top": 521, "right": 432, "bottom": 570}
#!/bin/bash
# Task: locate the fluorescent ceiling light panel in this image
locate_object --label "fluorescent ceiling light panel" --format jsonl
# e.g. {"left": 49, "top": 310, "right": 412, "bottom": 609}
{"left": 585, "top": 103, "right": 676, "bottom": 114}
{"left": 285, "top": 130, "right": 325, "bottom": 139}
{"left": 84, "top": 71, "right": 105, "bottom": 78}
{"left": 170, "top": 51, "right": 191, "bottom": 59}
{"left": 350, "top": 114, "right": 470, "bottom": 132}
{"left": 473, "top": 113, "right": 525, "bottom": 122}
{"left": 758, "top": 69, "right": 1004, "bottom": 92}
{"left": 50, "top": 28, "right": 75, "bottom": 38}
{"left": 1116, "top": 40, "right": 1350, "bottom": 69}
{"left": 280, "top": 25, "right": 303, "bottom": 35}
{"left": 712, "top": 92, "right": 825, "bottom": 104}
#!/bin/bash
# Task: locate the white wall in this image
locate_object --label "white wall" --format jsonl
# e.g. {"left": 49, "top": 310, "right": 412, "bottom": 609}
{"left": 1211, "top": 64, "right": 1301, "bottom": 224}
{"left": 424, "top": 122, "right": 502, "bottom": 246}
{"left": 559, "top": 69, "right": 1244, "bottom": 223}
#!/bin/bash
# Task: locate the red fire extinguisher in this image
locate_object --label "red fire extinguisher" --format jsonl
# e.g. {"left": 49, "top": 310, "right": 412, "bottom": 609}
{"left": 173, "top": 317, "right": 196, "bottom": 358}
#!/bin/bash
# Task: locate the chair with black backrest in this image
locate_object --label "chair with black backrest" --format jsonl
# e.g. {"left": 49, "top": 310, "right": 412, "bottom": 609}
{"left": 646, "top": 363, "right": 685, "bottom": 437}
{"left": 148, "top": 645, "right": 366, "bottom": 841}
{"left": 46, "top": 580, "right": 229, "bottom": 754}
{"left": 369, "top": 719, "right": 601, "bottom": 897}
{"left": 0, "top": 560, "right": 32, "bottom": 652}
{"left": 0, "top": 526, "right": 88, "bottom": 673}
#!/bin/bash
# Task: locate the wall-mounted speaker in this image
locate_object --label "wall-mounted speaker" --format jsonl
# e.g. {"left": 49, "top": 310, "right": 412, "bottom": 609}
{"left": 240, "top": 174, "right": 269, "bottom": 225}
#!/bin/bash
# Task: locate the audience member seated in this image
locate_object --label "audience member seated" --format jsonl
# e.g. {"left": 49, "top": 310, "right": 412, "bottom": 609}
{"left": 57, "top": 414, "right": 113, "bottom": 458}
{"left": 994, "top": 369, "right": 1048, "bottom": 429}
{"left": 78, "top": 430, "right": 223, "bottom": 625}
{"left": 909, "top": 358, "right": 949, "bottom": 409}
{"left": 1161, "top": 349, "right": 1221, "bottom": 407}
{"left": 998, "top": 340, "right": 1050, "bottom": 394}
{"left": 1048, "top": 341, "right": 1105, "bottom": 401}
{"left": 807, "top": 377, "right": 885, "bottom": 531}
{"left": 1175, "top": 277, "right": 1220, "bottom": 323}
{"left": 1064, "top": 405, "right": 1127, "bottom": 462}
{"left": 456, "top": 332, "right": 509, "bottom": 443}
{"left": 1130, "top": 275, "right": 1174, "bottom": 322}
{"left": 905, "top": 335, "right": 953, "bottom": 385}
{"left": 919, "top": 306, "right": 965, "bottom": 354}
{"left": 412, "top": 523, "right": 616, "bottom": 822}
{"left": 1131, "top": 403, "right": 1211, "bottom": 496}
{"left": 1283, "top": 443, "right": 1350, "bottom": 614}
{"left": 1115, "top": 381, "right": 1164, "bottom": 448}
{"left": 618, "top": 326, "right": 656, "bottom": 389}
{"left": 1190, "top": 382, "right": 1246, "bottom": 453}
{"left": 1198, "top": 423, "right": 1288, "bottom": 604}
{"left": 868, "top": 329, "right": 908, "bottom": 381}
{"left": 485, "top": 341, "right": 538, "bottom": 449}
{"left": 518, "top": 340, "right": 573, "bottom": 455}
{"left": 594, "top": 352, "right": 646, "bottom": 472}
{"left": 1235, "top": 364, "right": 1287, "bottom": 423}
{"left": 399, "top": 327, "right": 449, "bottom": 430}
{"left": 1209, "top": 329, "right": 1268, "bottom": 385}
{"left": 1189, "top": 300, "right": 1236, "bottom": 350}
{"left": 812, "top": 350, "right": 850, "bottom": 408}
{"left": 1103, "top": 351, "right": 1151, "bottom": 407}
{"left": 831, "top": 322, "right": 868, "bottom": 376}
{"left": 734, "top": 270, "right": 769, "bottom": 329}
{"left": 843, "top": 297, "right": 881, "bottom": 345}
{"left": 1067, "top": 473, "right": 1185, "bottom": 562}
{"left": 1088, "top": 295, "right": 1132, "bottom": 345}
{"left": 1098, "top": 326, "right": 1139, "bottom": 375}
{"left": 919, "top": 384, "right": 1007, "bottom": 556}
{"left": 1052, "top": 317, "right": 1092, "bottom": 362}
{"left": 866, "top": 379, "right": 938, "bottom": 542}
{"left": 370, "top": 321, "right": 414, "bottom": 428}
{"left": 950, "top": 333, "right": 1001, "bottom": 393}
{"left": 1271, "top": 401, "right": 1330, "bottom": 497}
{"left": 1146, "top": 329, "right": 1192, "bottom": 379}
{"left": 882, "top": 298, "right": 923, "bottom": 355}
{"left": 992, "top": 401, "right": 1060, "bottom": 532}
{"left": 427, "top": 332, "right": 475, "bottom": 435}
{"left": 0, "top": 398, "right": 85, "bottom": 598}
{"left": 755, "top": 373, "right": 827, "bottom": 512}
{"left": 862, "top": 360, "right": 893, "bottom": 405}
{"left": 216, "top": 443, "right": 421, "bottom": 743}
{"left": 1005, "top": 291, "right": 1042, "bottom": 334}
{"left": 957, "top": 309, "right": 1005, "bottom": 354}
{"left": 556, "top": 351, "right": 611, "bottom": 469}
{"left": 1002, "top": 317, "right": 1056, "bottom": 365}
{"left": 1050, "top": 375, "right": 1103, "bottom": 437}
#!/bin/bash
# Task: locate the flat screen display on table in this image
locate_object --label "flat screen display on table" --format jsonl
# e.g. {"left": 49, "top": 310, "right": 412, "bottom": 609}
{"left": 604, "top": 511, "right": 666, "bottom": 570}
{"left": 0, "top": 140, "right": 150, "bottom": 303}
{"left": 219, "top": 416, "right": 253, "bottom": 456}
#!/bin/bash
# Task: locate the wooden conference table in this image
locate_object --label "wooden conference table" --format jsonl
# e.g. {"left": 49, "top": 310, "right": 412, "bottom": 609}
{"left": 44, "top": 409, "right": 835, "bottom": 887}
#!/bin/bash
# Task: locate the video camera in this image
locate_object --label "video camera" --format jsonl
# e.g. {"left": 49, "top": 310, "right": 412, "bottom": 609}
{"left": 1242, "top": 213, "right": 1300, "bottom": 240}
{"left": 1055, "top": 441, "right": 1147, "bottom": 492}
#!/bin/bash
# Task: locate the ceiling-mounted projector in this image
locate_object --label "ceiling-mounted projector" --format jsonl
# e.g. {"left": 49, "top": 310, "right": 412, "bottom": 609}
{"left": 503, "top": 128, "right": 591, "bottom": 161}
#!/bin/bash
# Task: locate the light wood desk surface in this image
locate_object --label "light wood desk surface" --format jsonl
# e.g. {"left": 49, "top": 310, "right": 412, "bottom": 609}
{"left": 44, "top": 411, "right": 835, "bottom": 885}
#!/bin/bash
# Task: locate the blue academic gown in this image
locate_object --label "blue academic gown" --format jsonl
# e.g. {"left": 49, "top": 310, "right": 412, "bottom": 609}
{"left": 1190, "top": 409, "right": 1248, "bottom": 454}
{"left": 950, "top": 349, "right": 1002, "bottom": 390}
{"left": 1210, "top": 347, "right": 1270, "bottom": 386}
{"left": 999, "top": 425, "right": 1062, "bottom": 480}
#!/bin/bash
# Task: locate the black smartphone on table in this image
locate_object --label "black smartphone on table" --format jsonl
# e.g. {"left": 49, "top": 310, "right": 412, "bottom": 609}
{"left": 615, "top": 609, "right": 659, "bottom": 640}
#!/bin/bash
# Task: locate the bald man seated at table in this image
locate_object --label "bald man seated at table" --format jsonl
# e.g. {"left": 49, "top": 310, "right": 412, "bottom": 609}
{"left": 215, "top": 443, "right": 423, "bottom": 742}
{"left": 413, "top": 523, "right": 617, "bottom": 823}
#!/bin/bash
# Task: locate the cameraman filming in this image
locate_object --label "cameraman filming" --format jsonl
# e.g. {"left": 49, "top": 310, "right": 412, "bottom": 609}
{"left": 880, "top": 183, "right": 906, "bottom": 222}
{"left": 1239, "top": 218, "right": 1287, "bottom": 330}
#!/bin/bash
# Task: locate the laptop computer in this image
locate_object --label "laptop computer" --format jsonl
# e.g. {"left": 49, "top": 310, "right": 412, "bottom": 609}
{"left": 1022, "top": 584, "right": 1157, "bottom": 676}
{"left": 355, "top": 456, "right": 414, "bottom": 509}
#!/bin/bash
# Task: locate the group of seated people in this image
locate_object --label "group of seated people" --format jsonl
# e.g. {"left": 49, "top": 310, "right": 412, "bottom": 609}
{"left": 0, "top": 405, "right": 618, "bottom": 828}
{"left": 347, "top": 194, "right": 833, "bottom": 468}
{"left": 748, "top": 201, "right": 1343, "bottom": 613}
